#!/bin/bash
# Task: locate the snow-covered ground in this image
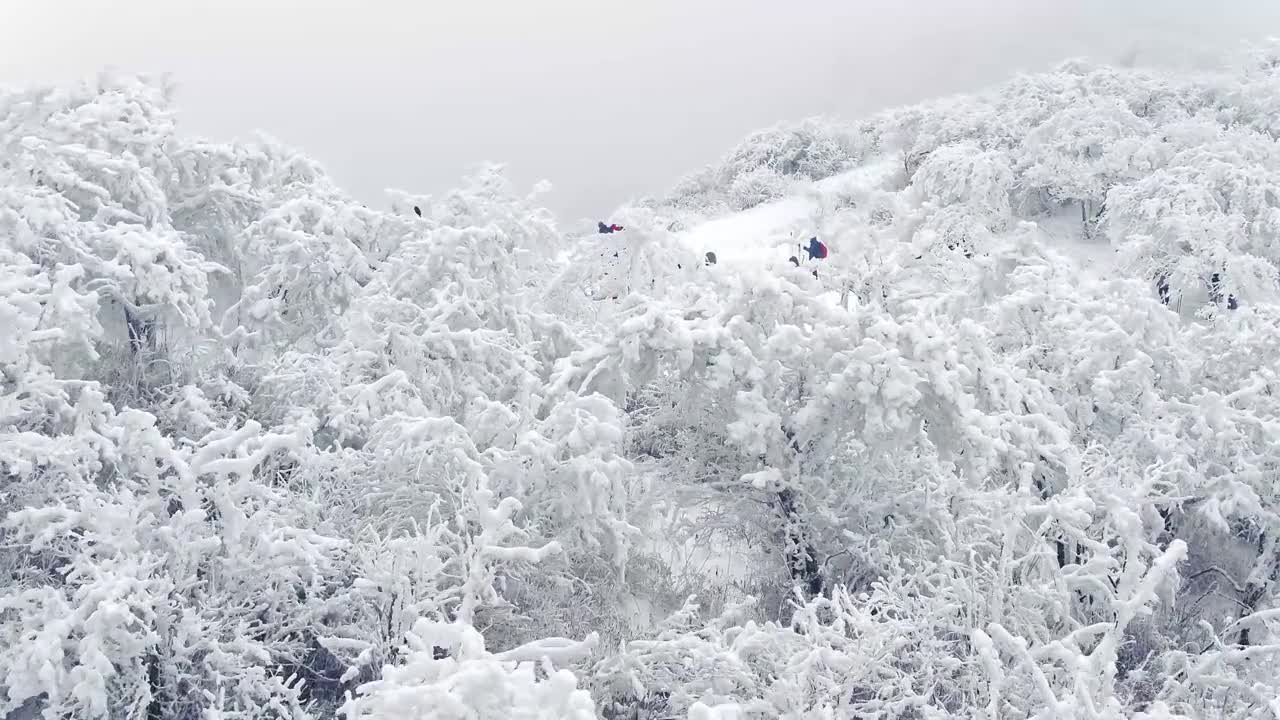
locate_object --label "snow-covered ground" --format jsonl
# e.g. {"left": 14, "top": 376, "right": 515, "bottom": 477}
{"left": 676, "top": 160, "right": 899, "bottom": 269}
{"left": 1036, "top": 210, "right": 1117, "bottom": 278}
{"left": 1036, "top": 209, "right": 1220, "bottom": 320}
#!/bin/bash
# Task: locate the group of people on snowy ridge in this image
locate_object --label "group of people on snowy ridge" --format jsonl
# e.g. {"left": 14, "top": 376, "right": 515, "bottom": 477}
{"left": 1156, "top": 269, "right": 1238, "bottom": 310}
{"left": 590, "top": 216, "right": 1242, "bottom": 311}
{"left": 597, "top": 221, "right": 827, "bottom": 274}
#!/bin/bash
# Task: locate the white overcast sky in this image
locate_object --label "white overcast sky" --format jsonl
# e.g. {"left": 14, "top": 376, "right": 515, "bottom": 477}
{"left": 4, "top": 1, "right": 1280, "bottom": 222}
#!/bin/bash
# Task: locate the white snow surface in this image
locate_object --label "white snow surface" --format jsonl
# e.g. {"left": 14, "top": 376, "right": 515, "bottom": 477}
{"left": 676, "top": 160, "right": 899, "bottom": 269}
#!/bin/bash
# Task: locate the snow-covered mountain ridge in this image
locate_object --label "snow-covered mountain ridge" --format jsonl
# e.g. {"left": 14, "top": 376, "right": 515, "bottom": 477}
{"left": 2, "top": 44, "right": 1280, "bottom": 719}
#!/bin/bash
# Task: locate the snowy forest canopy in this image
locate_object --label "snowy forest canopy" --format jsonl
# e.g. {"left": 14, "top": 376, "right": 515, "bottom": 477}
{"left": 2, "top": 41, "right": 1280, "bottom": 720}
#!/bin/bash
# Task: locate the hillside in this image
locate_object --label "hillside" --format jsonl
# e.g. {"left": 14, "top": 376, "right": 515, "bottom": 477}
{"left": 2, "top": 45, "right": 1280, "bottom": 720}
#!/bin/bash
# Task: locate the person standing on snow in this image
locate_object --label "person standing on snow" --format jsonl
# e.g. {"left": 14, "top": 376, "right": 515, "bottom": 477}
{"left": 791, "top": 237, "right": 827, "bottom": 278}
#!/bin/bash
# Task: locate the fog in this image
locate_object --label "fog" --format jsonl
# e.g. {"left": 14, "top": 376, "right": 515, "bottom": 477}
{"left": 5, "top": 1, "right": 1280, "bottom": 221}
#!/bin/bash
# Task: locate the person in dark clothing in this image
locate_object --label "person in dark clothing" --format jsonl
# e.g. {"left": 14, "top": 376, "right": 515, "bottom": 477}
{"left": 1207, "top": 271, "right": 1238, "bottom": 310}
{"left": 1156, "top": 272, "right": 1171, "bottom": 306}
{"left": 598, "top": 221, "right": 612, "bottom": 234}
{"left": 413, "top": 206, "right": 422, "bottom": 217}
{"left": 705, "top": 251, "right": 717, "bottom": 266}
{"left": 799, "top": 238, "right": 828, "bottom": 278}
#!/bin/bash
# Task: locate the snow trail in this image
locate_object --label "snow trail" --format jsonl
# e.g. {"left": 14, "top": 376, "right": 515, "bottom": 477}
{"left": 676, "top": 159, "right": 899, "bottom": 268}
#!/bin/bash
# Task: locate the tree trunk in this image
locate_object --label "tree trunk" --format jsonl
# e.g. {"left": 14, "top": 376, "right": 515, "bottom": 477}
{"left": 776, "top": 422, "right": 823, "bottom": 597}
{"left": 146, "top": 652, "right": 164, "bottom": 720}
{"left": 776, "top": 487, "right": 823, "bottom": 596}
{"left": 124, "top": 305, "right": 153, "bottom": 356}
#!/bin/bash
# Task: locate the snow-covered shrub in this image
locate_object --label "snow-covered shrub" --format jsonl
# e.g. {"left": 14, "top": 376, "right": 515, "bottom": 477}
{"left": 341, "top": 620, "right": 598, "bottom": 720}
{"left": 912, "top": 142, "right": 1014, "bottom": 224}
{"left": 727, "top": 167, "right": 787, "bottom": 212}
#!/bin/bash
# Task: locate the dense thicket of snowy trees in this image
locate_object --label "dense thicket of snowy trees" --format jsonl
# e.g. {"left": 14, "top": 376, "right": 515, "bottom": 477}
{"left": 3, "top": 43, "right": 1280, "bottom": 720}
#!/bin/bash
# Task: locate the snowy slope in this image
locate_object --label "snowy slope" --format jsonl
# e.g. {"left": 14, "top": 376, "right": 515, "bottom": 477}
{"left": 1035, "top": 210, "right": 1124, "bottom": 289}
{"left": 671, "top": 157, "right": 1228, "bottom": 327}
{"left": 633, "top": 158, "right": 1215, "bottom": 604}
{"left": 677, "top": 159, "right": 899, "bottom": 268}
{"left": 1035, "top": 209, "right": 1220, "bottom": 319}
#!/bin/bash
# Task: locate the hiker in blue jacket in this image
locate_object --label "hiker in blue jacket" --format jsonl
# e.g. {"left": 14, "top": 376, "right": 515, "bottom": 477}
{"left": 795, "top": 237, "right": 827, "bottom": 278}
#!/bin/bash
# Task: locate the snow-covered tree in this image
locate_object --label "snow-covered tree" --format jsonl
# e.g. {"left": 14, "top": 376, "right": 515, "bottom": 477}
{"left": 6, "top": 43, "right": 1280, "bottom": 720}
{"left": 1019, "top": 95, "right": 1153, "bottom": 233}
